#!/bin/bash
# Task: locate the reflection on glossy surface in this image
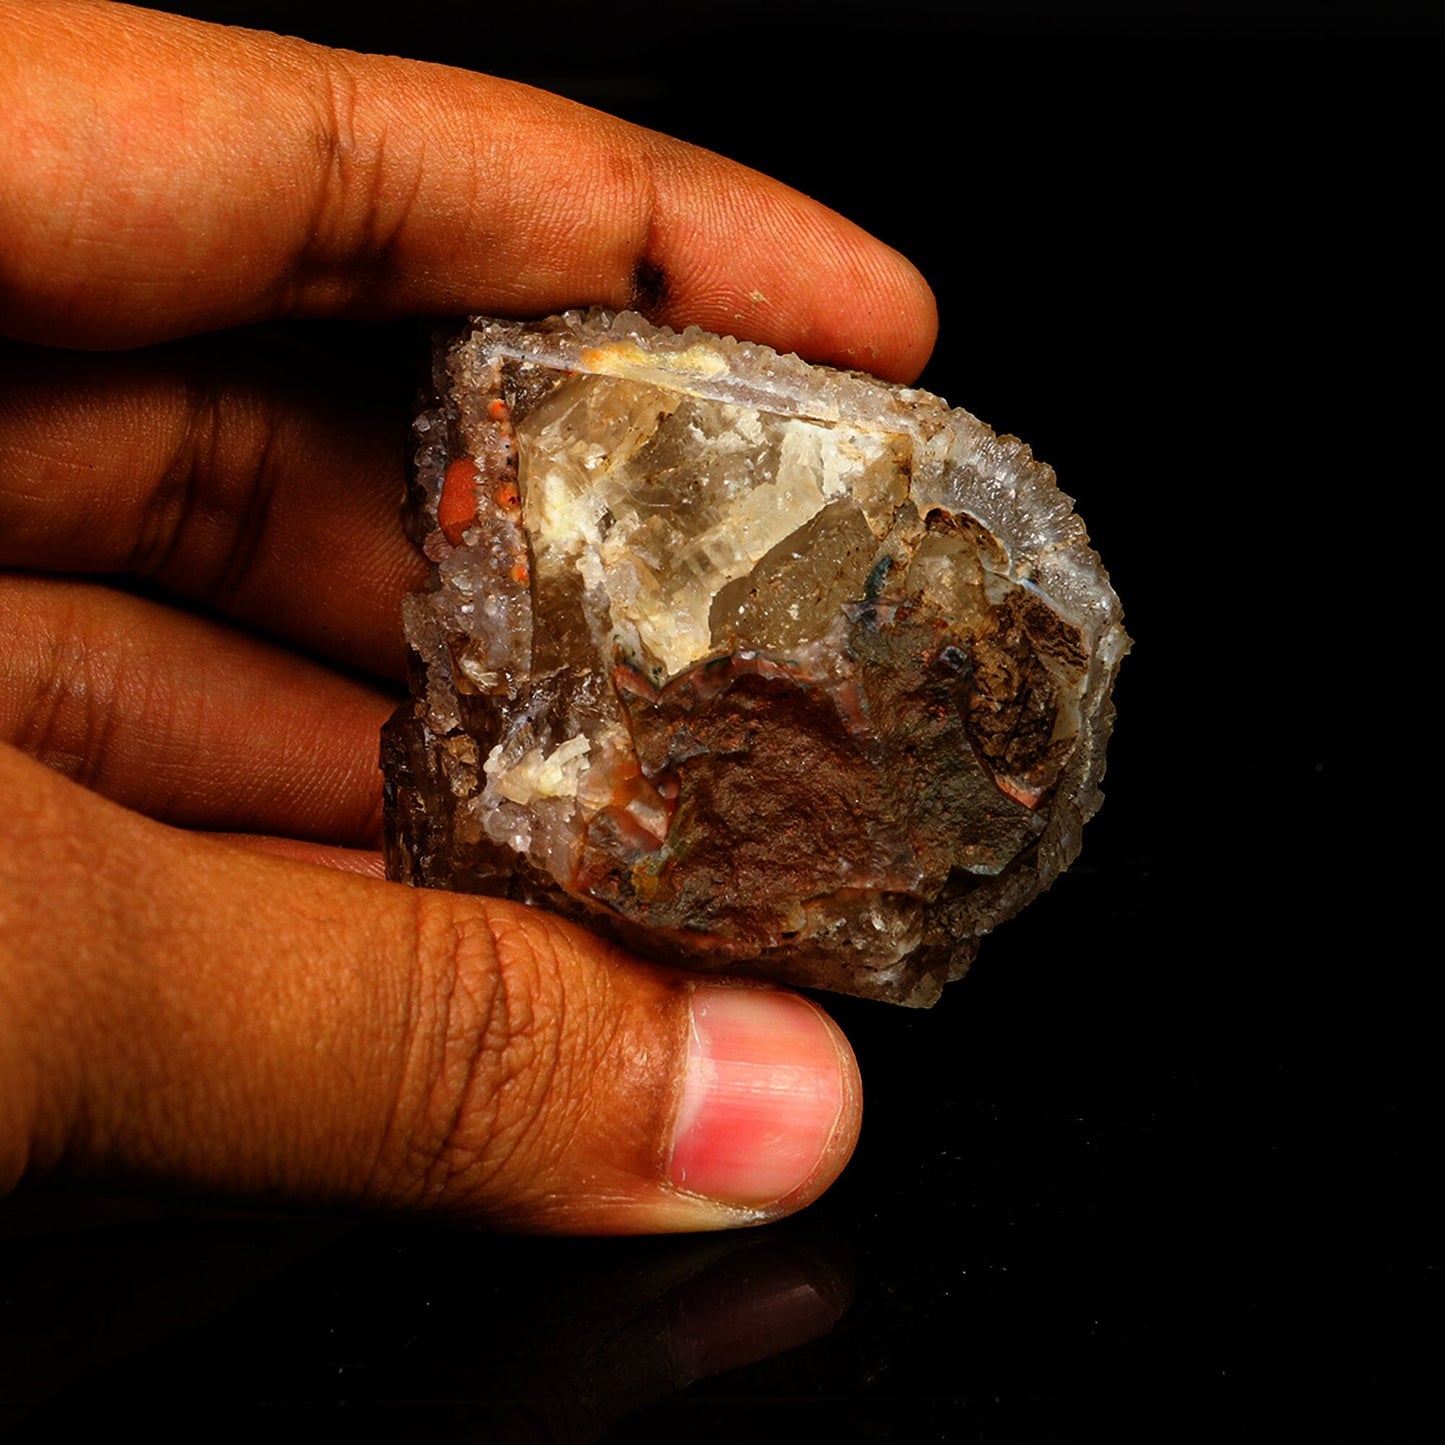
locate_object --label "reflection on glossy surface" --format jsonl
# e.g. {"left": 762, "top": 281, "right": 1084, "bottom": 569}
{"left": 0, "top": 1198, "right": 850, "bottom": 1439}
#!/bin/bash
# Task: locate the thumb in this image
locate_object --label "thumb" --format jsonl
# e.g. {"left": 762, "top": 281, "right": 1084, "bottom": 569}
{"left": 0, "top": 746, "right": 861, "bottom": 1233}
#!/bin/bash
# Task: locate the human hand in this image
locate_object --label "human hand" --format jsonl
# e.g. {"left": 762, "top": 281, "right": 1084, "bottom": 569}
{"left": 0, "top": 0, "right": 937, "bottom": 1232}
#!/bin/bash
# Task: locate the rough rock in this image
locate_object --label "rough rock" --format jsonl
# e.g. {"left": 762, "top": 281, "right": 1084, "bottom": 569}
{"left": 383, "top": 310, "right": 1128, "bottom": 1005}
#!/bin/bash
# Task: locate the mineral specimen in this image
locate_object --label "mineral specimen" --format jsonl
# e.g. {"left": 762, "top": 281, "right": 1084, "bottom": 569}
{"left": 383, "top": 311, "right": 1128, "bottom": 1005}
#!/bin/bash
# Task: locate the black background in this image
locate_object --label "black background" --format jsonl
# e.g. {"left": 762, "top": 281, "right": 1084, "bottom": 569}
{"left": 2, "top": 2, "right": 1438, "bottom": 1437}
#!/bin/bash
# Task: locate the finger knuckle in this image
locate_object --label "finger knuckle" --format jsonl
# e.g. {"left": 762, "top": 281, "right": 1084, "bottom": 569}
{"left": 136, "top": 372, "right": 284, "bottom": 608}
{"left": 382, "top": 889, "right": 576, "bottom": 1217}
{"left": 5, "top": 582, "right": 120, "bottom": 789}
{"left": 293, "top": 52, "right": 415, "bottom": 307}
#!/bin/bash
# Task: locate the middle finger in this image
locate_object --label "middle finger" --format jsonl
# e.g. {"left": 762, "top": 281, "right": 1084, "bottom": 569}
{"left": 0, "top": 328, "right": 427, "bottom": 681}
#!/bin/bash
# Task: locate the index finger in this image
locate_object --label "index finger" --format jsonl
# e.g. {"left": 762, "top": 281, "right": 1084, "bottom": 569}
{"left": 0, "top": 1, "right": 937, "bottom": 380}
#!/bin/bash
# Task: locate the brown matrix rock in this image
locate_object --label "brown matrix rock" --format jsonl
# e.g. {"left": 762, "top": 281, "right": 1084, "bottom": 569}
{"left": 383, "top": 311, "right": 1128, "bottom": 1005}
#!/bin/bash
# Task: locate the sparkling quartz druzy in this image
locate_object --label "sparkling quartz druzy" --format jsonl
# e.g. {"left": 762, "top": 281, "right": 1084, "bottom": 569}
{"left": 383, "top": 311, "right": 1128, "bottom": 1005}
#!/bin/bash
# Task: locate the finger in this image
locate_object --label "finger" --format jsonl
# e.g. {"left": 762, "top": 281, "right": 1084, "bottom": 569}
{"left": 0, "top": 335, "right": 425, "bottom": 681}
{"left": 0, "top": 1, "right": 936, "bottom": 381}
{"left": 0, "top": 575, "right": 394, "bottom": 844}
{"left": 201, "top": 835, "right": 388, "bottom": 879}
{"left": 0, "top": 746, "right": 862, "bottom": 1233}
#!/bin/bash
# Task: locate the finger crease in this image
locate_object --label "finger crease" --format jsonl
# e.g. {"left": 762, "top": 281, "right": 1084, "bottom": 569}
{"left": 627, "top": 156, "right": 669, "bottom": 318}
{"left": 207, "top": 413, "right": 281, "bottom": 611}
{"left": 12, "top": 596, "right": 115, "bottom": 790}
{"left": 12, "top": 627, "right": 75, "bottom": 774}
{"left": 291, "top": 57, "right": 416, "bottom": 310}
{"left": 131, "top": 374, "right": 223, "bottom": 583}
{"left": 373, "top": 896, "right": 514, "bottom": 1209}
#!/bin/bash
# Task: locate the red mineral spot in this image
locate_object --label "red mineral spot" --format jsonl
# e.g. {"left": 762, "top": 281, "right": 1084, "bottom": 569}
{"left": 438, "top": 457, "right": 480, "bottom": 545}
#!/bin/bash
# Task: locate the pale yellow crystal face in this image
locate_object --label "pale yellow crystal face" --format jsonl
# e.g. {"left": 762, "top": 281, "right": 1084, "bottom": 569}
{"left": 517, "top": 374, "right": 910, "bottom": 680}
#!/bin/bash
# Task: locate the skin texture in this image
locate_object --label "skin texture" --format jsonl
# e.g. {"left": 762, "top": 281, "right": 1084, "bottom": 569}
{"left": 0, "top": 0, "right": 937, "bottom": 1233}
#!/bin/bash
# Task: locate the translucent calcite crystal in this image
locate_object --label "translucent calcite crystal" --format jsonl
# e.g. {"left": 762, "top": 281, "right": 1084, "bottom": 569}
{"left": 382, "top": 311, "right": 1128, "bottom": 1005}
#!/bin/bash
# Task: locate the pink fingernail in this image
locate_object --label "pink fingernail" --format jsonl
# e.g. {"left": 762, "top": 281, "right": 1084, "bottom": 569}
{"left": 668, "top": 987, "right": 854, "bottom": 1208}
